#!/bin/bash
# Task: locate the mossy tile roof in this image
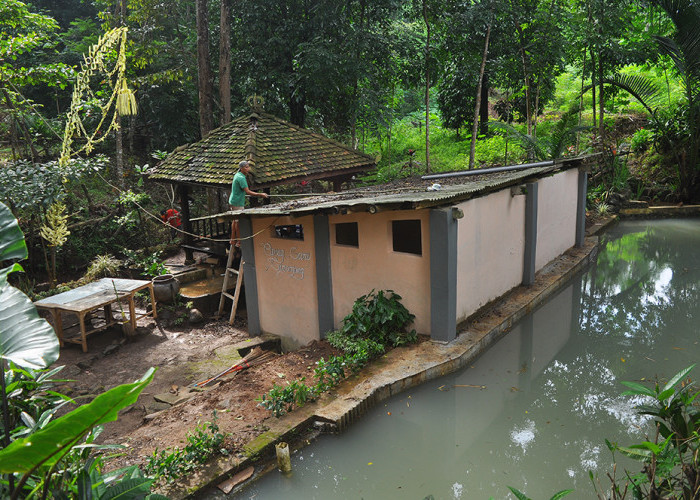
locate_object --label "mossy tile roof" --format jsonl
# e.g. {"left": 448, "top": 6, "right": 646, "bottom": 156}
{"left": 148, "top": 112, "right": 375, "bottom": 188}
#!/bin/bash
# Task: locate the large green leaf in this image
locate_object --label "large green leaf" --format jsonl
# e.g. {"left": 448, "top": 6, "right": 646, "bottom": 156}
{"left": 0, "top": 203, "right": 59, "bottom": 369}
{"left": 0, "top": 368, "right": 155, "bottom": 473}
{"left": 0, "top": 285, "right": 59, "bottom": 370}
{"left": 0, "top": 201, "right": 27, "bottom": 287}
{"left": 0, "top": 201, "right": 27, "bottom": 264}
{"left": 663, "top": 364, "right": 695, "bottom": 393}
{"left": 0, "top": 201, "right": 59, "bottom": 370}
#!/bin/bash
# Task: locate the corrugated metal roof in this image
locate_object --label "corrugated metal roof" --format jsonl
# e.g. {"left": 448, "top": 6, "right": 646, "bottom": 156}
{"left": 234, "top": 164, "right": 566, "bottom": 218}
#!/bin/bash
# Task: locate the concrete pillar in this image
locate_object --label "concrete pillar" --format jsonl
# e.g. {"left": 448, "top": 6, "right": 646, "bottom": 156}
{"left": 239, "top": 215, "right": 260, "bottom": 335}
{"left": 575, "top": 168, "right": 588, "bottom": 248}
{"left": 429, "top": 208, "right": 457, "bottom": 342}
{"left": 523, "top": 182, "right": 538, "bottom": 286}
{"left": 314, "top": 215, "right": 334, "bottom": 338}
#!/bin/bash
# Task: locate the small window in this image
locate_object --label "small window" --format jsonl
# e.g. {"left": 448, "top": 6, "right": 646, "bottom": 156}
{"left": 274, "top": 224, "right": 304, "bottom": 240}
{"left": 392, "top": 219, "right": 422, "bottom": 255}
{"left": 335, "top": 222, "right": 359, "bottom": 247}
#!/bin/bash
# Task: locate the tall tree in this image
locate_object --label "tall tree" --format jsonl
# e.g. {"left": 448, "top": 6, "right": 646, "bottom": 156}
{"left": 469, "top": 11, "right": 492, "bottom": 169}
{"left": 196, "top": 0, "right": 214, "bottom": 137}
{"left": 422, "top": 0, "right": 432, "bottom": 172}
{"left": 219, "top": 0, "right": 232, "bottom": 125}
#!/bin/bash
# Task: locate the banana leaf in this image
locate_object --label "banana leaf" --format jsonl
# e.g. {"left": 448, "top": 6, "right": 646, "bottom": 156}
{"left": 0, "top": 368, "right": 155, "bottom": 473}
{"left": 0, "top": 201, "right": 59, "bottom": 370}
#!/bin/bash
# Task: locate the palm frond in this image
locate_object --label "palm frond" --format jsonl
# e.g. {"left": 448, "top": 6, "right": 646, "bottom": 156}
{"left": 602, "top": 75, "right": 662, "bottom": 117}
{"left": 490, "top": 121, "right": 547, "bottom": 161}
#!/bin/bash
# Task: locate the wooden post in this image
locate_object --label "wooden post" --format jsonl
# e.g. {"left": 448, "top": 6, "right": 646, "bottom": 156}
{"left": 179, "top": 184, "right": 195, "bottom": 264}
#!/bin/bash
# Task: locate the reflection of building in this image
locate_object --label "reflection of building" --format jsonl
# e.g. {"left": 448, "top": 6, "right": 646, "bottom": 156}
{"left": 230, "top": 158, "right": 590, "bottom": 349}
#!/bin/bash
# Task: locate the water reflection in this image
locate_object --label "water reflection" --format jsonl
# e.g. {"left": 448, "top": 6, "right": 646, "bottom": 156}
{"left": 225, "top": 219, "right": 700, "bottom": 500}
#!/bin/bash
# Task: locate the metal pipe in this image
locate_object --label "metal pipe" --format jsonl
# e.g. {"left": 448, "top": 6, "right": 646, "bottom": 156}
{"left": 421, "top": 161, "right": 554, "bottom": 181}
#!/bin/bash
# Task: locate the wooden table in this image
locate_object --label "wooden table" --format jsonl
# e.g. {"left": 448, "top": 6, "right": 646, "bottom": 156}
{"left": 34, "top": 278, "right": 157, "bottom": 352}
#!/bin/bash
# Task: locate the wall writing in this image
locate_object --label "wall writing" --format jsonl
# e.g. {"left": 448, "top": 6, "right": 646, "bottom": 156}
{"left": 261, "top": 241, "right": 311, "bottom": 280}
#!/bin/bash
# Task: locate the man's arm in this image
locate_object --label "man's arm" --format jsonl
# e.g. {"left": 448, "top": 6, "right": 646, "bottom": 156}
{"left": 243, "top": 187, "right": 269, "bottom": 199}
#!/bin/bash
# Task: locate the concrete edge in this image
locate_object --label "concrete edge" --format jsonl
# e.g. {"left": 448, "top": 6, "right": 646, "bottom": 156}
{"left": 619, "top": 205, "right": 700, "bottom": 218}
{"left": 169, "top": 237, "right": 600, "bottom": 498}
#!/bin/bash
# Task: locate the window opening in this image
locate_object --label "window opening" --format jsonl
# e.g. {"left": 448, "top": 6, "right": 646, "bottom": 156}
{"left": 335, "top": 222, "right": 359, "bottom": 247}
{"left": 392, "top": 219, "right": 421, "bottom": 255}
{"left": 274, "top": 224, "right": 304, "bottom": 240}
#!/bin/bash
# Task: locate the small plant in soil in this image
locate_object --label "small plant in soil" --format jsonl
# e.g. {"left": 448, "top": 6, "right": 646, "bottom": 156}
{"left": 144, "top": 412, "right": 228, "bottom": 483}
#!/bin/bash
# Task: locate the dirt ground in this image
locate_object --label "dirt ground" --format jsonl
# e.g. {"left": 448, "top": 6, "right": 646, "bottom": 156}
{"left": 51, "top": 308, "right": 338, "bottom": 473}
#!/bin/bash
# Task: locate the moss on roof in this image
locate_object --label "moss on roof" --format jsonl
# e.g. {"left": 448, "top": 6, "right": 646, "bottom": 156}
{"left": 148, "top": 112, "right": 376, "bottom": 188}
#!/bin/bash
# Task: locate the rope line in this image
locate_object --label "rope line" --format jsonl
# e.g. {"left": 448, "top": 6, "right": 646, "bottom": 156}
{"left": 95, "top": 170, "right": 280, "bottom": 243}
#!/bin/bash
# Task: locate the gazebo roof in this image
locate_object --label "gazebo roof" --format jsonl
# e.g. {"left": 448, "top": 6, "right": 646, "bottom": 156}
{"left": 148, "top": 112, "right": 376, "bottom": 188}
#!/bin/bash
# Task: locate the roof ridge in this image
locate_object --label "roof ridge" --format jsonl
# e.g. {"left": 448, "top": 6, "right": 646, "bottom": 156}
{"left": 258, "top": 112, "right": 375, "bottom": 162}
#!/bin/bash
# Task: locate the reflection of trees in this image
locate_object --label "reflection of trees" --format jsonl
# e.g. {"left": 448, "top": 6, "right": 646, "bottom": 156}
{"left": 578, "top": 222, "right": 700, "bottom": 346}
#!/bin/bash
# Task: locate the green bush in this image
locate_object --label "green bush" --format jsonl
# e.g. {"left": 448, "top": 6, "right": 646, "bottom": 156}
{"left": 593, "top": 365, "right": 700, "bottom": 499}
{"left": 630, "top": 128, "right": 654, "bottom": 153}
{"left": 339, "top": 289, "right": 416, "bottom": 347}
{"left": 256, "top": 379, "right": 317, "bottom": 418}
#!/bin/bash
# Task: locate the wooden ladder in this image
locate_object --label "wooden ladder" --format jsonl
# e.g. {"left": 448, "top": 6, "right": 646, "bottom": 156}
{"left": 217, "top": 246, "right": 244, "bottom": 325}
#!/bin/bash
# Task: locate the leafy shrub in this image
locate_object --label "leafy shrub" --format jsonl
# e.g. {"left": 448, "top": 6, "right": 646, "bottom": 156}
{"left": 83, "top": 254, "right": 122, "bottom": 281}
{"left": 325, "top": 332, "right": 385, "bottom": 360}
{"left": 256, "top": 379, "right": 317, "bottom": 418}
{"left": 144, "top": 412, "right": 228, "bottom": 482}
{"left": 339, "top": 289, "right": 416, "bottom": 347}
{"left": 593, "top": 365, "right": 700, "bottom": 499}
{"left": 630, "top": 128, "right": 654, "bottom": 153}
{"left": 123, "top": 249, "right": 168, "bottom": 277}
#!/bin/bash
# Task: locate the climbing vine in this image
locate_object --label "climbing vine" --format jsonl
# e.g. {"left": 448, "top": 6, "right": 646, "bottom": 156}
{"left": 59, "top": 27, "right": 137, "bottom": 166}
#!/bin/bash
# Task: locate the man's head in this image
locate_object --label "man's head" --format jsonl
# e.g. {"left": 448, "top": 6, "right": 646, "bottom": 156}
{"left": 239, "top": 160, "right": 251, "bottom": 173}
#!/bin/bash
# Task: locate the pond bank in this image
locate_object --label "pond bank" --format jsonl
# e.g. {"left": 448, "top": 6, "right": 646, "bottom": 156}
{"left": 164, "top": 215, "right": 618, "bottom": 498}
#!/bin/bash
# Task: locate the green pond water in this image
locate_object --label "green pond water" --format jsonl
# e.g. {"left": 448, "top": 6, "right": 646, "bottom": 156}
{"left": 220, "top": 219, "right": 700, "bottom": 499}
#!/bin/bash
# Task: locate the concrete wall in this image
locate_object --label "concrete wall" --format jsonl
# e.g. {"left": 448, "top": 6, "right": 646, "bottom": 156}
{"left": 251, "top": 215, "right": 319, "bottom": 347}
{"left": 455, "top": 188, "right": 527, "bottom": 324}
{"left": 535, "top": 169, "right": 578, "bottom": 271}
{"left": 248, "top": 167, "right": 580, "bottom": 346}
{"left": 329, "top": 210, "right": 431, "bottom": 334}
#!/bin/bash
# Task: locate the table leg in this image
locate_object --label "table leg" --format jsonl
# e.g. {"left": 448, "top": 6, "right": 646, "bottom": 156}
{"left": 53, "top": 309, "right": 64, "bottom": 347}
{"left": 104, "top": 304, "right": 113, "bottom": 324}
{"left": 128, "top": 294, "right": 137, "bottom": 331}
{"left": 148, "top": 283, "right": 157, "bottom": 319}
{"left": 78, "top": 313, "right": 88, "bottom": 352}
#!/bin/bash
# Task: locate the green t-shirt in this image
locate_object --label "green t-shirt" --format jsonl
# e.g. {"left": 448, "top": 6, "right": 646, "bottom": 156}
{"left": 228, "top": 171, "right": 249, "bottom": 207}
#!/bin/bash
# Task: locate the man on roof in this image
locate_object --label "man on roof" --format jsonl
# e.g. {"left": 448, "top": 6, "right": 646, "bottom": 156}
{"left": 229, "top": 160, "right": 268, "bottom": 247}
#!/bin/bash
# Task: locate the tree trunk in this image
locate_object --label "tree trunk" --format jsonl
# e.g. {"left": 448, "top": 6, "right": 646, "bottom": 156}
{"left": 598, "top": 54, "right": 605, "bottom": 140}
{"left": 513, "top": 20, "right": 533, "bottom": 143}
{"left": 196, "top": 0, "right": 214, "bottom": 137}
{"left": 479, "top": 71, "right": 489, "bottom": 136}
{"left": 577, "top": 47, "right": 586, "bottom": 153}
{"left": 219, "top": 0, "right": 231, "bottom": 125}
{"left": 533, "top": 80, "right": 540, "bottom": 139}
{"left": 289, "top": 93, "right": 306, "bottom": 127}
{"left": 590, "top": 47, "right": 597, "bottom": 133}
{"left": 351, "top": 0, "right": 366, "bottom": 148}
{"left": 469, "top": 19, "right": 492, "bottom": 170}
{"left": 423, "top": 0, "right": 431, "bottom": 173}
